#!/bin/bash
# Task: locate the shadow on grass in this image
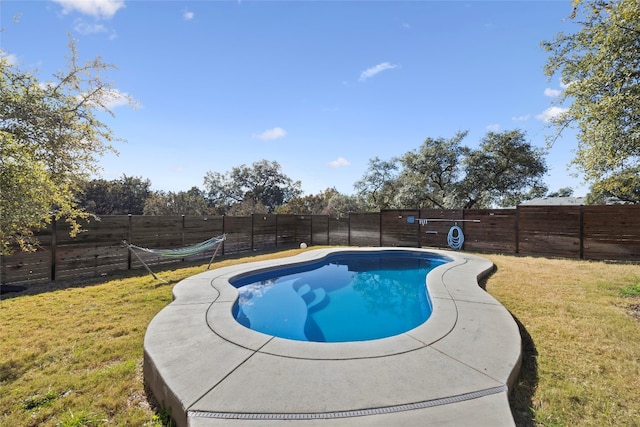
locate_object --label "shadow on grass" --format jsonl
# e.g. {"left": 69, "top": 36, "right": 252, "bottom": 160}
{"left": 509, "top": 315, "right": 539, "bottom": 427}
{"left": 0, "top": 266, "right": 173, "bottom": 300}
{"left": 0, "top": 246, "right": 304, "bottom": 300}
{"left": 479, "top": 264, "right": 538, "bottom": 426}
{"left": 144, "top": 381, "right": 176, "bottom": 427}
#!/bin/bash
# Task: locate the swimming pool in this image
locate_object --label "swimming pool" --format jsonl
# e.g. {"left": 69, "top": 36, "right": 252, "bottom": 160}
{"left": 231, "top": 251, "right": 451, "bottom": 342}
{"left": 143, "top": 247, "right": 523, "bottom": 427}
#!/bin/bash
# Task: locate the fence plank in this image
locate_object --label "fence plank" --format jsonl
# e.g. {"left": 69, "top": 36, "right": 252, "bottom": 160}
{"left": 349, "top": 213, "right": 380, "bottom": 246}
{"left": 328, "top": 217, "right": 349, "bottom": 246}
{"left": 311, "top": 215, "right": 330, "bottom": 246}
{"left": 224, "top": 216, "right": 253, "bottom": 253}
{"left": 55, "top": 216, "right": 131, "bottom": 280}
{"left": 583, "top": 205, "right": 640, "bottom": 259}
{"left": 295, "top": 215, "right": 313, "bottom": 246}
{"left": 464, "top": 209, "right": 517, "bottom": 253}
{"left": 3, "top": 206, "right": 640, "bottom": 288}
{"left": 518, "top": 206, "right": 581, "bottom": 258}
{"left": 381, "top": 210, "right": 420, "bottom": 247}
{"left": 252, "top": 214, "right": 277, "bottom": 251}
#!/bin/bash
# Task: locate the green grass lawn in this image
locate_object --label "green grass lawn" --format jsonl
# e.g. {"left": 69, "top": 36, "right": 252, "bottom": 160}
{"left": 1, "top": 249, "right": 639, "bottom": 426}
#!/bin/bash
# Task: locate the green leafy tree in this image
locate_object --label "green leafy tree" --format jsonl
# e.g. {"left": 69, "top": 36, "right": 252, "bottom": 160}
{"left": 0, "top": 39, "right": 134, "bottom": 254}
{"left": 111, "top": 175, "right": 151, "bottom": 215}
{"left": 355, "top": 130, "right": 547, "bottom": 209}
{"left": 547, "top": 187, "right": 575, "bottom": 198}
{"left": 276, "top": 188, "right": 365, "bottom": 217}
{"left": 227, "top": 199, "right": 269, "bottom": 216}
{"left": 79, "top": 179, "right": 115, "bottom": 215}
{"left": 353, "top": 157, "right": 400, "bottom": 210}
{"left": 203, "top": 160, "right": 302, "bottom": 213}
{"left": 542, "top": 0, "right": 640, "bottom": 202}
{"left": 78, "top": 175, "right": 151, "bottom": 215}
{"left": 143, "top": 187, "right": 212, "bottom": 215}
{"left": 458, "top": 130, "right": 548, "bottom": 208}
{"left": 0, "top": 136, "right": 56, "bottom": 253}
{"left": 324, "top": 192, "right": 364, "bottom": 218}
{"left": 396, "top": 131, "right": 468, "bottom": 209}
{"left": 586, "top": 166, "right": 640, "bottom": 204}
{"left": 276, "top": 188, "right": 340, "bottom": 215}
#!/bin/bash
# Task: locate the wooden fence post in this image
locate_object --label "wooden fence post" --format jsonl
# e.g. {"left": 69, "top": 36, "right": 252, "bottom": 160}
{"left": 579, "top": 205, "right": 585, "bottom": 259}
{"left": 379, "top": 211, "right": 382, "bottom": 247}
{"left": 181, "top": 215, "right": 186, "bottom": 246}
{"left": 181, "top": 215, "right": 186, "bottom": 262}
{"left": 515, "top": 205, "right": 520, "bottom": 254}
{"left": 127, "top": 214, "right": 132, "bottom": 270}
{"left": 460, "top": 209, "right": 465, "bottom": 251}
{"left": 326, "top": 216, "right": 330, "bottom": 246}
{"left": 50, "top": 215, "right": 57, "bottom": 282}
{"left": 251, "top": 214, "right": 255, "bottom": 250}
{"left": 221, "top": 215, "right": 226, "bottom": 255}
{"left": 348, "top": 213, "right": 351, "bottom": 246}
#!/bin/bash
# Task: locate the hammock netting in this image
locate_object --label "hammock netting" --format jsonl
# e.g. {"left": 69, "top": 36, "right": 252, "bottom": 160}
{"left": 126, "top": 234, "right": 226, "bottom": 258}
{"left": 124, "top": 234, "right": 226, "bottom": 280}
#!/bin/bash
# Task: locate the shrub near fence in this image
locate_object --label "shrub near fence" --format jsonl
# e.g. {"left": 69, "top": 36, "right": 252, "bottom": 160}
{"left": 1, "top": 205, "right": 640, "bottom": 287}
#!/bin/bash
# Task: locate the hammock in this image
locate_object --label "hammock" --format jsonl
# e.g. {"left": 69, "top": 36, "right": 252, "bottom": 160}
{"left": 124, "top": 234, "right": 226, "bottom": 280}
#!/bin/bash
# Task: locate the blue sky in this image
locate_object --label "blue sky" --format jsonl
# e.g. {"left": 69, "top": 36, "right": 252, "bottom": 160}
{"left": 2, "top": 0, "right": 585, "bottom": 196}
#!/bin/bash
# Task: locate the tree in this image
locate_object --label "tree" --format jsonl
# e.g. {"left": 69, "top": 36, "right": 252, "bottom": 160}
{"left": 276, "top": 188, "right": 340, "bottom": 215}
{"left": 458, "top": 130, "right": 548, "bottom": 208}
{"left": 547, "top": 187, "right": 574, "bottom": 198}
{"left": 0, "top": 38, "right": 134, "bottom": 254}
{"left": 78, "top": 179, "right": 114, "bottom": 215}
{"left": 203, "top": 160, "right": 302, "bottom": 213}
{"left": 324, "top": 192, "right": 364, "bottom": 218}
{"left": 396, "top": 131, "right": 467, "bottom": 209}
{"left": 355, "top": 130, "right": 548, "bottom": 209}
{"left": 78, "top": 175, "right": 151, "bottom": 215}
{"left": 111, "top": 175, "right": 151, "bottom": 214}
{"left": 0, "top": 136, "right": 56, "bottom": 254}
{"left": 143, "top": 187, "right": 212, "bottom": 215}
{"left": 542, "top": 0, "right": 640, "bottom": 202}
{"left": 353, "top": 157, "right": 400, "bottom": 210}
{"left": 227, "top": 199, "right": 269, "bottom": 216}
{"left": 585, "top": 166, "right": 640, "bottom": 204}
{"left": 275, "top": 188, "right": 365, "bottom": 217}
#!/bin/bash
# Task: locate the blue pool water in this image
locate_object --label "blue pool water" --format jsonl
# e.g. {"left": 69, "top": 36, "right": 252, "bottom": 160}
{"left": 231, "top": 251, "right": 451, "bottom": 342}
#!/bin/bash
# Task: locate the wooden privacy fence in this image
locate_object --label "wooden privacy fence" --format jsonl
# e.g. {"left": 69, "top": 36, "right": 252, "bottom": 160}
{"left": 2, "top": 205, "right": 640, "bottom": 286}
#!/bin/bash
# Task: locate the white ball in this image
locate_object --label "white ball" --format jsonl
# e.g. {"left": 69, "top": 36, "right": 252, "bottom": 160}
{"left": 300, "top": 242, "right": 307, "bottom": 249}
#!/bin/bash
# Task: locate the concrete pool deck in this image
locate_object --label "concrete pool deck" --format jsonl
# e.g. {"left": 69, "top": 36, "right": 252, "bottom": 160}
{"left": 144, "top": 248, "right": 522, "bottom": 427}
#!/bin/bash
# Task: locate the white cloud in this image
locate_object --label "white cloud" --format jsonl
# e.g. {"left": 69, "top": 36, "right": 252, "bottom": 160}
{"left": 486, "top": 124, "right": 500, "bottom": 132}
{"left": 183, "top": 11, "right": 195, "bottom": 21}
{"left": 0, "top": 52, "right": 18, "bottom": 65}
{"left": 511, "top": 114, "right": 530, "bottom": 122}
{"left": 74, "top": 20, "right": 108, "bottom": 35}
{"left": 254, "top": 127, "right": 287, "bottom": 141}
{"left": 544, "top": 88, "right": 562, "bottom": 97}
{"left": 101, "top": 89, "right": 133, "bottom": 109}
{"left": 359, "top": 62, "right": 398, "bottom": 82}
{"left": 328, "top": 157, "right": 351, "bottom": 169}
{"left": 536, "top": 106, "right": 568, "bottom": 123}
{"left": 52, "top": 0, "right": 125, "bottom": 19}
{"left": 560, "top": 80, "right": 573, "bottom": 89}
{"left": 83, "top": 88, "right": 133, "bottom": 110}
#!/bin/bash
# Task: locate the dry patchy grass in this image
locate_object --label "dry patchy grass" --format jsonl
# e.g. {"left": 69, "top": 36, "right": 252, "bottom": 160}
{"left": 0, "top": 249, "right": 309, "bottom": 427}
{"left": 485, "top": 255, "right": 640, "bottom": 427}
